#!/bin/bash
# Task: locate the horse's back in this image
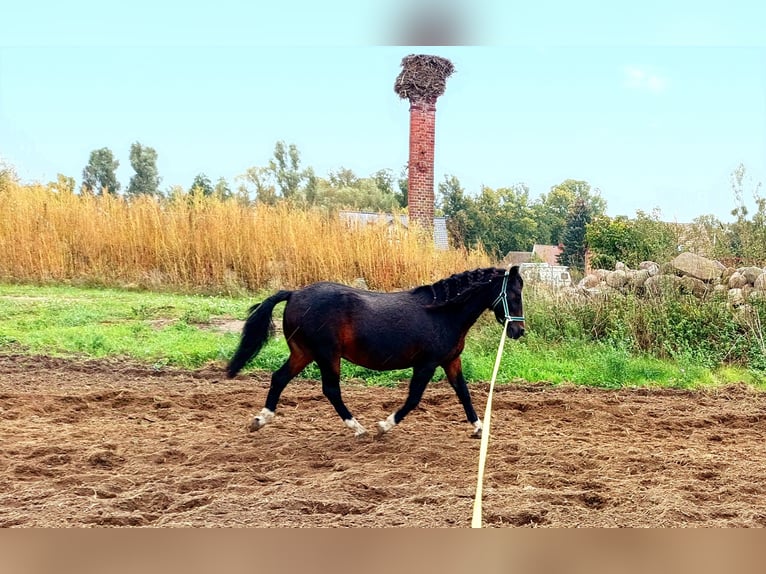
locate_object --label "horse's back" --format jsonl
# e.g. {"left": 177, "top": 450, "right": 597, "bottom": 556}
{"left": 282, "top": 282, "right": 436, "bottom": 369}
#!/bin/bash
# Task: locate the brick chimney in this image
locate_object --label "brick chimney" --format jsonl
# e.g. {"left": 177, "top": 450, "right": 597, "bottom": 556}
{"left": 408, "top": 98, "right": 437, "bottom": 230}
{"left": 394, "top": 55, "right": 454, "bottom": 235}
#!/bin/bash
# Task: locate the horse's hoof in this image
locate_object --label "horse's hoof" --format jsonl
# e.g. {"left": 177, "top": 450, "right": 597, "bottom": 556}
{"left": 344, "top": 418, "right": 367, "bottom": 437}
{"left": 377, "top": 413, "right": 397, "bottom": 435}
{"left": 248, "top": 409, "right": 275, "bottom": 433}
{"left": 248, "top": 417, "right": 264, "bottom": 432}
{"left": 471, "top": 420, "right": 483, "bottom": 438}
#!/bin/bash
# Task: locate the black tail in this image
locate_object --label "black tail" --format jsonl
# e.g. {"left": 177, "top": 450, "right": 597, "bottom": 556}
{"left": 227, "top": 290, "right": 292, "bottom": 378}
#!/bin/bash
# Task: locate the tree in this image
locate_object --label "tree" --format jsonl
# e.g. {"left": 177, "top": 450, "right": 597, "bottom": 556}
{"left": 526, "top": 179, "right": 607, "bottom": 247}
{"left": 213, "top": 177, "right": 232, "bottom": 200}
{"left": 439, "top": 178, "right": 538, "bottom": 258}
{"left": 328, "top": 167, "right": 359, "bottom": 189}
{"left": 82, "top": 147, "right": 120, "bottom": 195}
{"left": 558, "top": 198, "right": 592, "bottom": 271}
{"left": 438, "top": 174, "right": 471, "bottom": 248}
{"left": 726, "top": 163, "right": 766, "bottom": 263}
{"left": 268, "top": 141, "right": 302, "bottom": 199}
{"left": 586, "top": 211, "right": 675, "bottom": 269}
{"left": 190, "top": 173, "right": 214, "bottom": 197}
{"left": 549, "top": 179, "right": 606, "bottom": 216}
{"left": 49, "top": 173, "right": 76, "bottom": 194}
{"left": 126, "top": 142, "right": 161, "bottom": 196}
{"left": 302, "top": 167, "right": 319, "bottom": 206}
{"left": 395, "top": 164, "right": 409, "bottom": 208}
{"left": 238, "top": 166, "right": 276, "bottom": 205}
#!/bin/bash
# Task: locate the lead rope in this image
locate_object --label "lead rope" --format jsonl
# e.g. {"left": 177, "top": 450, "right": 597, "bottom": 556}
{"left": 471, "top": 314, "right": 510, "bottom": 528}
{"left": 472, "top": 267, "right": 515, "bottom": 528}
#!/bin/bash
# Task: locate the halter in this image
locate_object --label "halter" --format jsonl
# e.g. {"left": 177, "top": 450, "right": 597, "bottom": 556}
{"left": 491, "top": 268, "right": 525, "bottom": 323}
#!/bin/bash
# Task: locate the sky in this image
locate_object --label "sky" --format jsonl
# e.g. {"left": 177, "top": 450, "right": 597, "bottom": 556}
{"left": 1, "top": 1, "right": 765, "bottom": 223}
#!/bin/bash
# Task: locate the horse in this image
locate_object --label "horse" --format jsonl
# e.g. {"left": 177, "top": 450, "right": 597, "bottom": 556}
{"left": 226, "top": 266, "right": 525, "bottom": 438}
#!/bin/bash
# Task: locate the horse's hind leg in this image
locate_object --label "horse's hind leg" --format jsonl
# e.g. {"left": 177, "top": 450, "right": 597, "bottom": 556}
{"left": 442, "top": 357, "right": 482, "bottom": 438}
{"left": 316, "top": 358, "right": 367, "bottom": 437}
{"left": 377, "top": 365, "right": 436, "bottom": 434}
{"left": 249, "top": 351, "right": 310, "bottom": 432}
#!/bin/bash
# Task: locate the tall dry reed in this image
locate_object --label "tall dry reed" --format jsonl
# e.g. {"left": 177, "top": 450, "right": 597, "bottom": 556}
{"left": 0, "top": 183, "right": 489, "bottom": 293}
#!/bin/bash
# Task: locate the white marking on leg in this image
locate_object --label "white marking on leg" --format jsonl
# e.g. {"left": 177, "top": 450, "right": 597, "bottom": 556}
{"left": 344, "top": 418, "right": 367, "bottom": 437}
{"left": 472, "top": 419, "right": 483, "bottom": 438}
{"left": 376, "top": 412, "right": 397, "bottom": 434}
{"left": 248, "top": 408, "right": 275, "bottom": 432}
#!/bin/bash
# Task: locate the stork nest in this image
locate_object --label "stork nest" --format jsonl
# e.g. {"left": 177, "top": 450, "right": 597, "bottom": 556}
{"left": 394, "top": 54, "right": 455, "bottom": 101}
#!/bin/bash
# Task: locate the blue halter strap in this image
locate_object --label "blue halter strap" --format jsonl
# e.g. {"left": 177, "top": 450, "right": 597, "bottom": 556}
{"left": 491, "top": 268, "right": 525, "bottom": 323}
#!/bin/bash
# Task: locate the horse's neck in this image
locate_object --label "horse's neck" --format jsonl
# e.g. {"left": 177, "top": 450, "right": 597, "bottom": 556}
{"left": 436, "top": 288, "right": 492, "bottom": 333}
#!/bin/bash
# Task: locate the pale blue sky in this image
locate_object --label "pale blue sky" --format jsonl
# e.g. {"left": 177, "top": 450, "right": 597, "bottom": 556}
{"left": 1, "top": 1, "right": 765, "bottom": 222}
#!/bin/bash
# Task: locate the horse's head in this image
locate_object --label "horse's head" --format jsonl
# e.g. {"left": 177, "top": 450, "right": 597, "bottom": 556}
{"left": 491, "top": 266, "right": 525, "bottom": 339}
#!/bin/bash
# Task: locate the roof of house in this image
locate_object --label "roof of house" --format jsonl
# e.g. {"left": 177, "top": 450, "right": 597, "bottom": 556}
{"left": 502, "top": 251, "right": 534, "bottom": 266}
{"left": 532, "top": 244, "right": 562, "bottom": 267}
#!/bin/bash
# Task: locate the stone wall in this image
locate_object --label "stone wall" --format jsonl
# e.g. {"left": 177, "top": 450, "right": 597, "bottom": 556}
{"left": 576, "top": 252, "right": 766, "bottom": 306}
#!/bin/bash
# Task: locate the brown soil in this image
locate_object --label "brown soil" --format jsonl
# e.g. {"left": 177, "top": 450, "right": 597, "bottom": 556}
{"left": 1, "top": 353, "right": 766, "bottom": 528}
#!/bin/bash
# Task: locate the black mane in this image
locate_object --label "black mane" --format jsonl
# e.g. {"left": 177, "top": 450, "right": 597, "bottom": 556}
{"left": 413, "top": 267, "right": 504, "bottom": 307}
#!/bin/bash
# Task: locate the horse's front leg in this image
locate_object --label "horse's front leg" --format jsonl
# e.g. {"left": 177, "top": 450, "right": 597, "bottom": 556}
{"left": 377, "top": 364, "right": 436, "bottom": 434}
{"left": 442, "top": 357, "right": 482, "bottom": 438}
{"left": 316, "top": 358, "right": 367, "bottom": 437}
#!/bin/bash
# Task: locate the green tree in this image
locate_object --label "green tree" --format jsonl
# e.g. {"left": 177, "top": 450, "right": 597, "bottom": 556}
{"left": 475, "top": 185, "right": 538, "bottom": 258}
{"left": 50, "top": 173, "right": 76, "bottom": 194}
{"left": 558, "top": 198, "right": 593, "bottom": 271}
{"left": 239, "top": 166, "right": 276, "bottom": 205}
{"left": 395, "top": 164, "right": 409, "bottom": 208}
{"left": 126, "top": 142, "right": 161, "bottom": 196}
{"left": 301, "top": 167, "right": 318, "bottom": 206}
{"left": 439, "top": 179, "right": 538, "bottom": 259}
{"left": 268, "top": 141, "right": 303, "bottom": 199}
{"left": 313, "top": 168, "right": 399, "bottom": 212}
{"left": 82, "top": 147, "right": 120, "bottom": 195}
{"left": 190, "top": 173, "right": 214, "bottom": 197}
{"left": 726, "top": 163, "right": 766, "bottom": 263}
{"left": 438, "top": 174, "right": 471, "bottom": 248}
{"left": 213, "top": 177, "right": 232, "bottom": 200}
{"left": 549, "top": 179, "right": 606, "bottom": 216}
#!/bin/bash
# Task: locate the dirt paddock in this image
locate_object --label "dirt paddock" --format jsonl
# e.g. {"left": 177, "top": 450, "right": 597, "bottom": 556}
{"left": 1, "top": 353, "right": 766, "bottom": 527}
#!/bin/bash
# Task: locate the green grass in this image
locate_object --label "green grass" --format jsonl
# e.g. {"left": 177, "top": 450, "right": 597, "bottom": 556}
{"left": 0, "top": 282, "right": 760, "bottom": 389}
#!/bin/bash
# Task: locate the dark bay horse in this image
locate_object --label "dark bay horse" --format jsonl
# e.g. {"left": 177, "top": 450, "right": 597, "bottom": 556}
{"left": 227, "top": 266, "right": 525, "bottom": 437}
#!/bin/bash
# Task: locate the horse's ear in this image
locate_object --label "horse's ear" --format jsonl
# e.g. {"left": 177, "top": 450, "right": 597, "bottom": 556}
{"left": 509, "top": 265, "right": 523, "bottom": 287}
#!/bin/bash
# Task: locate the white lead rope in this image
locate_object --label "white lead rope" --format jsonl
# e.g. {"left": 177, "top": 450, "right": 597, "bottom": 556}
{"left": 471, "top": 316, "right": 510, "bottom": 529}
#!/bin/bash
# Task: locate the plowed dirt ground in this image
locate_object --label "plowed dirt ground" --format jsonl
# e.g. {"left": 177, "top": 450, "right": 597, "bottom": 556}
{"left": 2, "top": 354, "right": 766, "bottom": 527}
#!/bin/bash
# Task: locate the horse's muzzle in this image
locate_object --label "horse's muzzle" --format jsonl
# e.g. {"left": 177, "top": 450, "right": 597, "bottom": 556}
{"left": 507, "top": 322, "right": 525, "bottom": 339}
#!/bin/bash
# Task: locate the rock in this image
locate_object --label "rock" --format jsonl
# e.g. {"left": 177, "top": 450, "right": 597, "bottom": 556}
{"left": 626, "top": 269, "right": 650, "bottom": 291}
{"left": 669, "top": 252, "right": 725, "bottom": 281}
{"left": 605, "top": 270, "right": 627, "bottom": 289}
{"left": 578, "top": 274, "right": 601, "bottom": 289}
{"left": 721, "top": 267, "right": 736, "bottom": 285}
{"left": 679, "top": 276, "right": 708, "bottom": 297}
{"left": 351, "top": 278, "right": 369, "bottom": 290}
{"left": 728, "top": 272, "right": 748, "bottom": 289}
{"left": 754, "top": 273, "right": 766, "bottom": 291}
{"left": 644, "top": 274, "right": 681, "bottom": 296}
{"left": 615, "top": 261, "right": 627, "bottom": 271}
{"left": 638, "top": 261, "right": 660, "bottom": 276}
{"left": 593, "top": 269, "right": 608, "bottom": 281}
{"left": 748, "top": 289, "right": 766, "bottom": 303}
{"left": 740, "top": 266, "right": 764, "bottom": 285}
{"left": 728, "top": 288, "right": 745, "bottom": 307}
